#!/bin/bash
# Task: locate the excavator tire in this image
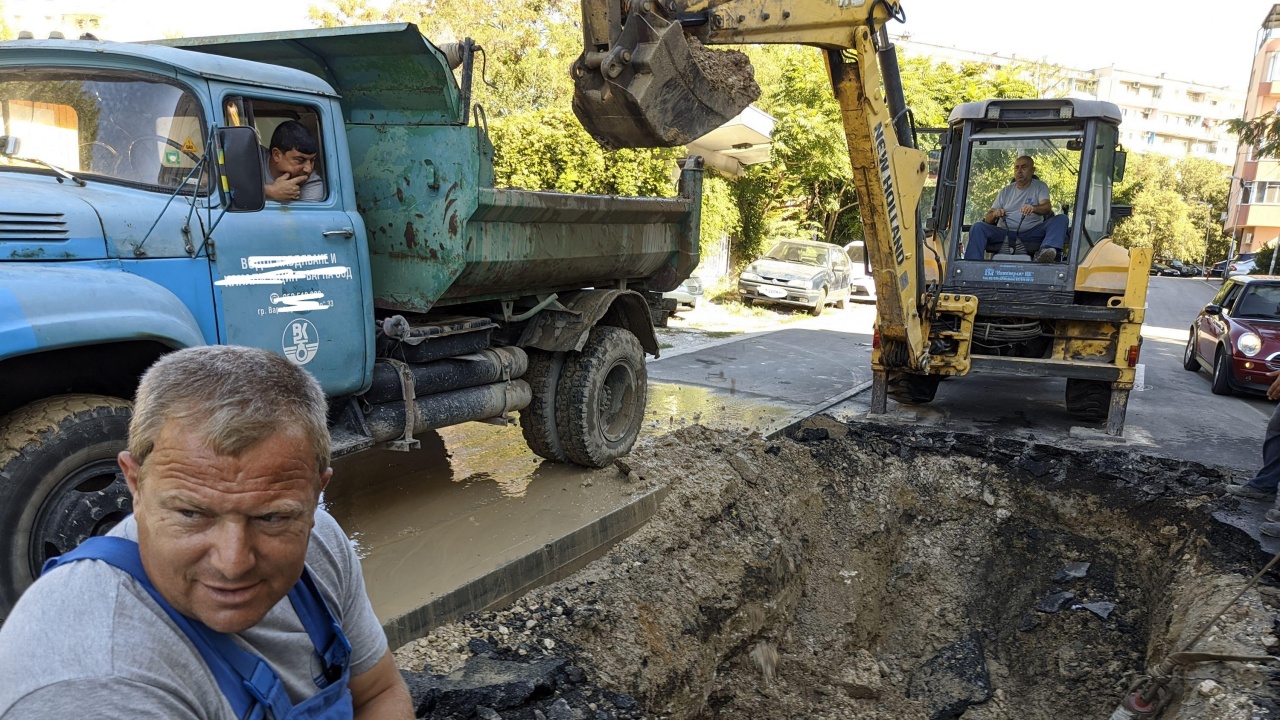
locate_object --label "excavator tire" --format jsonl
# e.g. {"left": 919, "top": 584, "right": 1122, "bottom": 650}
{"left": 887, "top": 372, "right": 940, "bottom": 405}
{"left": 1064, "top": 379, "right": 1109, "bottom": 420}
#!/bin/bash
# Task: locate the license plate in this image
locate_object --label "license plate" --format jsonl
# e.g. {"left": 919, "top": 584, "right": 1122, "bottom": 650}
{"left": 759, "top": 285, "right": 787, "bottom": 299}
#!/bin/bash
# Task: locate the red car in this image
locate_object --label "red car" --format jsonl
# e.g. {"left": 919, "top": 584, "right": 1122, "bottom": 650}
{"left": 1184, "top": 275, "right": 1280, "bottom": 395}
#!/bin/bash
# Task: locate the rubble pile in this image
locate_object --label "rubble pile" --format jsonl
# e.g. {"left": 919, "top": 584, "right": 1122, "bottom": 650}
{"left": 397, "top": 419, "right": 1280, "bottom": 719}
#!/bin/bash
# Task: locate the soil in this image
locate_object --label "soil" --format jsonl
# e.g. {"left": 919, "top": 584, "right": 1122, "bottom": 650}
{"left": 684, "top": 37, "right": 760, "bottom": 113}
{"left": 397, "top": 418, "right": 1280, "bottom": 719}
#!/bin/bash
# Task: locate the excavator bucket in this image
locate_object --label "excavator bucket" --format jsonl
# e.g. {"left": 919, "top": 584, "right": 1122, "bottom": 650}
{"left": 572, "top": 5, "right": 760, "bottom": 150}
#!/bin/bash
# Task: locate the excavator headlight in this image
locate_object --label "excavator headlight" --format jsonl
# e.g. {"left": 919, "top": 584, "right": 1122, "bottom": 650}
{"left": 985, "top": 106, "right": 1001, "bottom": 120}
{"left": 1059, "top": 106, "right": 1074, "bottom": 120}
{"left": 1239, "top": 332, "right": 1263, "bottom": 357}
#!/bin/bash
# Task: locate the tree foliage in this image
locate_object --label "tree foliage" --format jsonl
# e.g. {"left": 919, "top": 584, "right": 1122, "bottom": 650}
{"left": 1226, "top": 112, "right": 1280, "bottom": 159}
{"left": 1110, "top": 153, "right": 1230, "bottom": 263}
{"left": 310, "top": 0, "right": 580, "bottom": 116}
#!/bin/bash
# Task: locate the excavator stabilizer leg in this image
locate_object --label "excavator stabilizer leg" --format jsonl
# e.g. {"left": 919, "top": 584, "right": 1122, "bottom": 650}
{"left": 571, "top": 4, "right": 759, "bottom": 149}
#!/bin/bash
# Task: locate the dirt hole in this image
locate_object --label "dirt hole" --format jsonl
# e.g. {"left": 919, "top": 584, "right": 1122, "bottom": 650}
{"left": 400, "top": 419, "right": 1280, "bottom": 719}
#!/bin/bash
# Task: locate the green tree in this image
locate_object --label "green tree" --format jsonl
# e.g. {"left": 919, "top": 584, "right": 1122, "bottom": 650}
{"left": 1110, "top": 153, "right": 1230, "bottom": 264}
{"left": 309, "top": 0, "right": 580, "bottom": 117}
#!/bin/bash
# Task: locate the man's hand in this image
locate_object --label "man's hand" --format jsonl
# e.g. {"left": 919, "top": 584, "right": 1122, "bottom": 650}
{"left": 985, "top": 208, "right": 1006, "bottom": 224}
{"left": 1265, "top": 369, "right": 1280, "bottom": 401}
{"left": 265, "top": 173, "right": 307, "bottom": 202}
{"left": 1020, "top": 203, "right": 1036, "bottom": 216}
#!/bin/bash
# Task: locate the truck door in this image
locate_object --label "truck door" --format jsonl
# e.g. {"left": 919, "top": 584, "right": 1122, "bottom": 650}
{"left": 208, "top": 90, "right": 370, "bottom": 396}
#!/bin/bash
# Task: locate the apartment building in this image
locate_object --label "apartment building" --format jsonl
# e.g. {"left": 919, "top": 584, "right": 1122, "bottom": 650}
{"left": 894, "top": 35, "right": 1243, "bottom": 164}
{"left": 1225, "top": 5, "right": 1280, "bottom": 257}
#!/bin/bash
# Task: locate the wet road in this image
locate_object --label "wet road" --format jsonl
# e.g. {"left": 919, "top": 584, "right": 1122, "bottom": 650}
{"left": 329, "top": 278, "right": 1271, "bottom": 635}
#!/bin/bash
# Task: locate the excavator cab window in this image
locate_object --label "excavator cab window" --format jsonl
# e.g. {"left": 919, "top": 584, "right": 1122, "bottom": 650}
{"left": 957, "top": 130, "right": 1084, "bottom": 263}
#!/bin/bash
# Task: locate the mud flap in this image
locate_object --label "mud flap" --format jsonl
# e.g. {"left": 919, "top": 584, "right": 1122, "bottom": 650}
{"left": 571, "top": 3, "right": 758, "bottom": 149}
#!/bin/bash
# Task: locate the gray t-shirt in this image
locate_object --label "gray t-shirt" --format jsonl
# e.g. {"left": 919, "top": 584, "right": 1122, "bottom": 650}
{"left": 260, "top": 146, "right": 325, "bottom": 202}
{"left": 0, "top": 509, "right": 386, "bottom": 719}
{"left": 991, "top": 178, "right": 1050, "bottom": 232}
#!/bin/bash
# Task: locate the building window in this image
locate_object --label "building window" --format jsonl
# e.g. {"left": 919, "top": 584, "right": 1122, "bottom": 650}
{"left": 1270, "top": 52, "right": 1280, "bottom": 81}
{"left": 1251, "top": 182, "right": 1280, "bottom": 204}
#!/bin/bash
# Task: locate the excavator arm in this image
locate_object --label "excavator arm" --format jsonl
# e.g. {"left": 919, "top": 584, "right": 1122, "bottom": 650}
{"left": 573, "top": 0, "right": 950, "bottom": 377}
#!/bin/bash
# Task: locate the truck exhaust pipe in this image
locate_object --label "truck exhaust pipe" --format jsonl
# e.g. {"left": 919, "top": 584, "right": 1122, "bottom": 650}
{"left": 365, "top": 347, "right": 528, "bottom": 405}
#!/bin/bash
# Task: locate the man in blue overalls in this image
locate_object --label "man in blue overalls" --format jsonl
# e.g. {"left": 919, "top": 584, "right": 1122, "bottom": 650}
{"left": 0, "top": 347, "right": 413, "bottom": 719}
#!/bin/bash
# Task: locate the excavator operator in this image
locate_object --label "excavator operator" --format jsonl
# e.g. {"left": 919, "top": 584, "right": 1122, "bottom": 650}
{"left": 963, "top": 156, "right": 1068, "bottom": 263}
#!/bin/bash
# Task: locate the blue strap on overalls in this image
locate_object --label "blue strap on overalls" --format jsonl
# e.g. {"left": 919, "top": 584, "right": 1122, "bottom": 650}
{"left": 45, "top": 536, "right": 351, "bottom": 720}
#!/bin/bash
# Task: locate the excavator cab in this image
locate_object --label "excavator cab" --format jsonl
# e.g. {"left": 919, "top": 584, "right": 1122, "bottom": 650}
{"left": 934, "top": 99, "right": 1125, "bottom": 307}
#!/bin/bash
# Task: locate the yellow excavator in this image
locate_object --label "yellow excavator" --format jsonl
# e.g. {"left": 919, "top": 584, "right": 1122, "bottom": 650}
{"left": 571, "top": 0, "right": 1151, "bottom": 435}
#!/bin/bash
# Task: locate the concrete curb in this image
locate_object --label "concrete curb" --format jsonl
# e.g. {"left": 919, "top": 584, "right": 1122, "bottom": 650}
{"left": 382, "top": 484, "right": 669, "bottom": 649}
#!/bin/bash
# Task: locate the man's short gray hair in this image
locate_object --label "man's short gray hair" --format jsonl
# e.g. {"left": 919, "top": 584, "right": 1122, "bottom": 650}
{"left": 129, "top": 346, "right": 330, "bottom": 475}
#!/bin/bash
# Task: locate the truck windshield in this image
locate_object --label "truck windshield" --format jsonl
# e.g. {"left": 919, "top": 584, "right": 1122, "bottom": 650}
{"left": 0, "top": 69, "right": 208, "bottom": 193}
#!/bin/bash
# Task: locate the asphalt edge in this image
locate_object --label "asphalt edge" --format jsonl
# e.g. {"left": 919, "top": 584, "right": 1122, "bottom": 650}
{"left": 382, "top": 483, "right": 669, "bottom": 649}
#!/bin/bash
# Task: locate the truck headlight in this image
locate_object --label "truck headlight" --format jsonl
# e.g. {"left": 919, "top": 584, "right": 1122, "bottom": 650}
{"left": 1239, "top": 332, "right": 1263, "bottom": 357}
{"left": 741, "top": 272, "right": 762, "bottom": 282}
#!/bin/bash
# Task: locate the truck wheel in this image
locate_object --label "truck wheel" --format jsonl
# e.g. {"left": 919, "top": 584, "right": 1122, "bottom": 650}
{"left": 520, "top": 350, "right": 569, "bottom": 463}
{"left": 1210, "top": 348, "right": 1235, "bottom": 396}
{"left": 0, "top": 395, "right": 133, "bottom": 615}
{"left": 1182, "top": 331, "right": 1201, "bottom": 372}
{"left": 1065, "top": 379, "right": 1109, "bottom": 419}
{"left": 555, "top": 326, "right": 647, "bottom": 468}
{"left": 887, "top": 372, "right": 939, "bottom": 405}
{"left": 810, "top": 288, "right": 827, "bottom": 317}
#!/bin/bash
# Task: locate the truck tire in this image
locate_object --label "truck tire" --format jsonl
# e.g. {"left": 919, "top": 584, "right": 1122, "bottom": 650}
{"left": 1064, "top": 379, "right": 1109, "bottom": 419}
{"left": 887, "top": 372, "right": 939, "bottom": 405}
{"left": 1211, "top": 348, "right": 1235, "bottom": 396}
{"left": 0, "top": 395, "right": 133, "bottom": 616}
{"left": 520, "top": 350, "right": 570, "bottom": 463}
{"left": 1182, "top": 331, "right": 1201, "bottom": 371}
{"left": 555, "top": 326, "right": 647, "bottom": 468}
{"left": 810, "top": 288, "right": 827, "bottom": 316}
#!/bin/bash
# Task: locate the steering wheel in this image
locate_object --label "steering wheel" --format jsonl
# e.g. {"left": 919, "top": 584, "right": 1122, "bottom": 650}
{"left": 125, "top": 135, "right": 202, "bottom": 173}
{"left": 79, "top": 141, "right": 120, "bottom": 174}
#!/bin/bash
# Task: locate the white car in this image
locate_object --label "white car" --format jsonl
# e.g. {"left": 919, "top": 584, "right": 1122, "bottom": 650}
{"left": 843, "top": 240, "right": 876, "bottom": 302}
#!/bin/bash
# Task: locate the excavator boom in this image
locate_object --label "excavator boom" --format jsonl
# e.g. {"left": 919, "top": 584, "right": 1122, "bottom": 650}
{"left": 573, "top": 0, "right": 933, "bottom": 371}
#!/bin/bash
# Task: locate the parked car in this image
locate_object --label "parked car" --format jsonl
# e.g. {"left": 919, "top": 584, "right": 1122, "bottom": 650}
{"left": 1233, "top": 257, "right": 1259, "bottom": 277}
{"left": 1210, "top": 253, "right": 1257, "bottom": 278}
{"left": 663, "top": 274, "right": 704, "bottom": 315}
{"left": 1184, "top": 274, "right": 1280, "bottom": 395}
{"left": 739, "top": 239, "right": 853, "bottom": 315}
{"left": 1149, "top": 262, "right": 1180, "bottom": 277}
{"left": 1179, "top": 263, "right": 1203, "bottom": 277}
{"left": 842, "top": 240, "right": 877, "bottom": 302}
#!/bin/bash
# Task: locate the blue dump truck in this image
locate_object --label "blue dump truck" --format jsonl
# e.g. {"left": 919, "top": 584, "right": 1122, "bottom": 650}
{"left": 0, "top": 24, "right": 701, "bottom": 615}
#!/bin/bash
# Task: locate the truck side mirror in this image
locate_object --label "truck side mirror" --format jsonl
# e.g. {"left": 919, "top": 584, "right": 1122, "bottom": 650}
{"left": 1113, "top": 150, "right": 1127, "bottom": 183}
{"left": 0, "top": 135, "right": 18, "bottom": 157}
{"left": 217, "top": 126, "right": 265, "bottom": 213}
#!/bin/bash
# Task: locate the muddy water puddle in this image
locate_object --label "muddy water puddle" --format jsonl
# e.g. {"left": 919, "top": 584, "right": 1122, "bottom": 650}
{"left": 323, "top": 378, "right": 802, "bottom": 623}
{"left": 645, "top": 381, "right": 796, "bottom": 435}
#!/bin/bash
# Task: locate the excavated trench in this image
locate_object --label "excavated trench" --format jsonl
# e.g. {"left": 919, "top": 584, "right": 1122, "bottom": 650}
{"left": 398, "top": 419, "right": 1280, "bottom": 719}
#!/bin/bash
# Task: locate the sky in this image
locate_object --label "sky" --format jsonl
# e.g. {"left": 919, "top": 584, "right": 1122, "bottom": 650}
{"left": 898, "top": 0, "right": 1272, "bottom": 91}
{"left": 8, "top": 0, "right": 1276, "bottom": 92}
